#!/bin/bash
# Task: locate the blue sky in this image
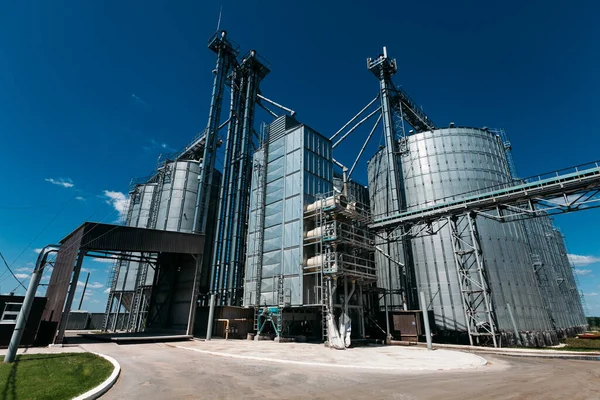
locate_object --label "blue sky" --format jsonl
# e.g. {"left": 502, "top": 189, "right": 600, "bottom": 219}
{"left": 0, "top": 1, "right": 599, "bottom": 315}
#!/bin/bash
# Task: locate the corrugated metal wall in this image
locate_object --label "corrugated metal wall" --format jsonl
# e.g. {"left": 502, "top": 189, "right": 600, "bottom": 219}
{"left": 244, "top": 117, "right": 333, "bottom": 307}
{"left": 368, "top": 127, "right": 585, "bottom": 338}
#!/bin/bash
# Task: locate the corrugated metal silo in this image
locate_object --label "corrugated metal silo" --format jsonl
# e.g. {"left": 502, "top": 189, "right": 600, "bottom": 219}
{"left": 155, "top": 160, "right": 202, "bottom": 233}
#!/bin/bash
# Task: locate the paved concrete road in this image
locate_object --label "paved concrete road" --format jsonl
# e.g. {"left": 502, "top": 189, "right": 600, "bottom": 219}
{"left": 79, "top": 341, "right": 600, "bottom": 400}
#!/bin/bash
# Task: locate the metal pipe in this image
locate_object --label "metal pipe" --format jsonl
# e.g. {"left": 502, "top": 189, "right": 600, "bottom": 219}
{"left": 194, "top": 33, "right": 232, "bottom": 234}
{"left": 228, "top": 67, "right": 257, "bottom": 305}
{"left": 256, "top": 93, "right": 296, "bottom": 116}
{"left": 186, "top": 255, "right": 203, "bottom": 336}
{"left": 342, "top": 167, "right": 348, "bottom": 197}
{"left": 358, "top": 284, "right": 365, "bottom": 338}
{"left": 343, "top": 276, "right": 348, "bottom": 317}
{"left": 332, "top": 107, "right": 381, "bottom": 149}
{"left": 332, "top": 158, "right": 346, "bottom": 170}
{"left": 217, "top": 319, "right": 230, "bottom": 340}
{"left": 4, "top": 246, "right": 57, "bottom": 363}
{"left": 206, "top": 293, "right": 216, "bottom": 340}
{"left": 257, "top": 100, "right": 279, "bottom": 118}
{"left": 420, "top": 291, "right": 433, "bottom": 350}
{"left": 78, "top": 272, "right": 90, "bottom": 310}
{"left": 379, "top": 68, "right": 402, "bottom": 212}
{"left": 330, "top": 95, "right": 379, "bottom": 140}
{"left": 383, "top": 292, "right": 391, "bottom": 344}
{"left": 506, "top": 302, "right": 522, "bottom": 346}
{"left": 348, "top": 114, "right": 382, "bottom": 178}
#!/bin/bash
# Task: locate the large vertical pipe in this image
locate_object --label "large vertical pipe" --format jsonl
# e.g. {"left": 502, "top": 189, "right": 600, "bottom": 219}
{"left": 229, "top": 58, "right": 261, "bottom": 305}
{"left": 4, "top": 247, "right": 57, "bottom": 363}
{"left": 206, "top": 293, "right": 216, "bottom": 340}
{"left": 194, "top": 31, "right": 232, "bottom": 234}
{"left": 379, "top": 68, "right": 401, "bottom": 213}
{"left": 54, "top": 250, "right": 86, "bottom": 345}
{"left": 212, "top": 68, "right": 241, "bottom": 301}
{"left": 420, "top": 291, "right": 433, "bottom": 350}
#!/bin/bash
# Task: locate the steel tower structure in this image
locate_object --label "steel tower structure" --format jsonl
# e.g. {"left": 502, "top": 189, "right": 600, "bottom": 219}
{"left": 193, "top": 31, "right": 239, "bottom": 234}
{"left": 367, "top": 48, "right": 403, "bottom": 213}
{"left": 211, "top": 50, "right": 270, "bottom": 305}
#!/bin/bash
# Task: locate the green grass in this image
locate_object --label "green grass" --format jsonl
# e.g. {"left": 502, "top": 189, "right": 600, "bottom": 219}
{"left": 559, "top": 337, "right": 600, "bottom": 352}
{"left": 0, "top": 352, "right": 114, "bottom": 400}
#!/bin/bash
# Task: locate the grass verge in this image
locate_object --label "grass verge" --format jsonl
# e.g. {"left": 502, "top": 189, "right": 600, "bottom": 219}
{"left": 0, "top": 352, "right": 113, "bottom": 400}
{"left": 558, "top": 337, "right": 600, "bottom": 352}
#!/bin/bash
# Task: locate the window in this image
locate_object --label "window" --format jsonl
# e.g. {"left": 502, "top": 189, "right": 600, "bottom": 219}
{"left": 1, "top": 303, "right": 22, "bottom": 323}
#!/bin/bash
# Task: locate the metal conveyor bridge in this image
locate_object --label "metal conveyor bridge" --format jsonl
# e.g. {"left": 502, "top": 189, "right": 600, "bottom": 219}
{"left": 370, "top": 160, "right": 600, "bottom": 230}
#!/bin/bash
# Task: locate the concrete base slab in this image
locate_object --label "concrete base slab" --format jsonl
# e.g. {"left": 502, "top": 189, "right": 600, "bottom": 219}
{"left": 174, "top": 340, "right": 487, "bottom": 372}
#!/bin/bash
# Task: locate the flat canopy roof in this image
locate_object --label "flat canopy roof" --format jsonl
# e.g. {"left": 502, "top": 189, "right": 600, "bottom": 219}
{"left": 59, "top": 222, "right": 204, "bottom": 254}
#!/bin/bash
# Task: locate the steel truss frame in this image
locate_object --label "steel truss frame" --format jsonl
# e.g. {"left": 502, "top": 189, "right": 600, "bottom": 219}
{"left": 448, "top": 213, "right": 498, "bottom": 347}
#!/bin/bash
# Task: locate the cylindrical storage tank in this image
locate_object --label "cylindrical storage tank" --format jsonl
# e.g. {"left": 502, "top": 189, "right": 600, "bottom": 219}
{"left": 400, "top": 127, "right": 552, "bottom": 336}
{"left": 522, "top": 216, "right": 570, "bottom": 333}
{"left": 545, "top": 226, "right": 587, "bottom": 331}
{"left": 368, "top": 127, "right": 559, "bottom": 341}
{"left": 367, "top": 150, "right": 407, "bottom": 309}
{"left": 127, "top": 183, "right": 158, "bottom": 228}
{"left": 155, "top": 160, "right": 202, "bottom": 233}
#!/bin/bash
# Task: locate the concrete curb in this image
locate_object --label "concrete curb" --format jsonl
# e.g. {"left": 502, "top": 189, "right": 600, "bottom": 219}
{"left": 418, "top": 342, "right": 600, "bottom": 361}
{"left": 481, "top": 352, "right": 600, "bottom": 362}
{"left": 72, "top": 352, "right": 121, "bottom": 400}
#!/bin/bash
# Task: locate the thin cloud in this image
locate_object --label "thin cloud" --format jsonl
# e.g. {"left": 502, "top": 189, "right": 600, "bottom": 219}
{"left": 144, "top": 139, "right": 174, "bottom": 153}
{"left": 102, "top": 190, "right": 129, "bottom": 222}
{"left": 132, "top": 93, "right": 146, "bottom": 105}
{"left": 92, "top": 255, "right": 118, "bottom": 264}
{"left": 34, "top": 248, "right": 43, "bottom": 254}
{"left": 104, "top": 288, "right": 111, "bottom": 294}
{"left": 80, "top": 267, "right": 96, "bottom": 273}
{"left": 568, "top": 254, "right": 600, "bottom": 267}
{"left": 574, "top": 269, "right": 592, "bottom": 276}
{"left": 584, "top": 292, "right": 598, "bottom": 297}
{"left": 77, "top": 281, "right": 104, "bottom": 289}
{"left": 45, "top": 178, "right": 74, "bottom": 188}
{"left": 15, "top": 273, "right": 29, "bottom": 279}
{"left": 75, "top": 196, "right": 85, "bottom": 201}
{"left": 15, "top": 267, "right": 30, "bottom": 272}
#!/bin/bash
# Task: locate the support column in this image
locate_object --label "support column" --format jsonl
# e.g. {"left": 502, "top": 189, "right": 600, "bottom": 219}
{"left": 54, "top": 250, "right": 87, "bottom": 345}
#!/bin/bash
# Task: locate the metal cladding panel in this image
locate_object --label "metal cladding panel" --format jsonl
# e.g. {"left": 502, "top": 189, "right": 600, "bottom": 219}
{"left": 156, "top": 161, "right": 201, "bottom": 233}
{"left": 398, "top": 128, "right": 552, "bottom": 332}
{"left": 42, "top": 229, "right": 83, "bottom": 323}
{"left": 245, "top": 124, "right": 333, "bottom": 306}
{"left": 59, "top": 222, "right": 205, "bottom": 254}
{"left": 553, "top": 230, "right": 587, "bottom": 327}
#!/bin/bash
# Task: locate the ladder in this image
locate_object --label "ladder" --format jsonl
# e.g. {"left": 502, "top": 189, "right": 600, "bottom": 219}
{"left": 148, "top": 174, "right": 163, "bottom": 230}
{"left": 102, "top": 258, "right": 124, "bottom": 331}
{"left": 128, "top": 257, "right": 150, "bottom": 332}
{"left": 321, "top": 279, "right": 330, "bottom": 342}
{"left": 252, "top": 156, "right": 267, "bottom": 307}
{"left": 276, "top": 275, "right": 285, "bottom": 336}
